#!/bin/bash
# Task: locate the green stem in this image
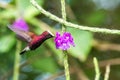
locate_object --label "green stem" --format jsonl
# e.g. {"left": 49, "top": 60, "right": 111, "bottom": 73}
{"left": 61, "top": 0, "right": 66, "bottom": 32}
{"left": 93, "top": 57, "right": 100, "bottom": 80}
{"left": 104, "top": 65, "right": 110, "bottom": 80}
{"left": 60, "top": 0, "right": 70, "bottom": 80}
{"left": 13, "top": 40, "right": 21, "bottom": 80}
{"left": 63, "top": 51, "right": 70, "bottom": 80}
{"left": 30, "top": 0, "right": 120, "bottom": 35}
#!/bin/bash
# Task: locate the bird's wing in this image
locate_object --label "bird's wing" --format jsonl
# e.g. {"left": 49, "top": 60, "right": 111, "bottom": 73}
{"left": 8, "top": 25, "right": 32, "bottom": 43}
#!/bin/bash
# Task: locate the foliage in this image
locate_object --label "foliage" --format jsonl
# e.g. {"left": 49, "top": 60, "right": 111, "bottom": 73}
{"left": 0, "top": 0, "right": 120, "bottom": 80}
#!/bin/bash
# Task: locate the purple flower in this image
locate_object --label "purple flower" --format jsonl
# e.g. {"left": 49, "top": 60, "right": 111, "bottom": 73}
{"left": 54, "top": 32, "right": 75, "bottom": 50}
{"left": 12, "top": 18, "right": 29, "bottom": 31}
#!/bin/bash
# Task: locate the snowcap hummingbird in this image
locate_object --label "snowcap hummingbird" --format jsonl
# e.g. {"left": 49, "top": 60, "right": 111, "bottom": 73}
{"left": 8, "top": 19, "right": 54, "bottom": 55}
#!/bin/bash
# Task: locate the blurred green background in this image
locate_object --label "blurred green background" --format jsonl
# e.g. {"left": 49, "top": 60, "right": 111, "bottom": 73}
{"left": 0, "top": 0, "right": 120, "bottom": 80}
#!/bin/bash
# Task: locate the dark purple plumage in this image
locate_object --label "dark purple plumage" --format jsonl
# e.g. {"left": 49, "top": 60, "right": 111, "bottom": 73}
{"left": 20, "top": 31, "right": 54, "bottom": 55}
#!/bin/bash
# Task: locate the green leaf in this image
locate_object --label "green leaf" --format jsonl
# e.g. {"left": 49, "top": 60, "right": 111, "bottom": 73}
{"left": 67, "top": 27, "right": 93, "bottom": 61}
{"left": 32, "top": 57, "right": 58, "bottom": 73}
{"left": 0, "top": 9, "right": 16, "bottom": 19}
{"left": 86, "top": 10, "right": 107, "bottom": 26}
{"left": 17, "top": 0, "right": 44, "bottom": 19}
{"left": 0, "top": 35, "right": 16, "bottom": 53}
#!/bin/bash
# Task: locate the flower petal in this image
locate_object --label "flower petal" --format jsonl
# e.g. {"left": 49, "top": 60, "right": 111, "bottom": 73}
{"left": 54, "top": 32, "right": 75, "bottom": 50}
{"left": 12, "top": 18, "right": 29, "bottom": 31}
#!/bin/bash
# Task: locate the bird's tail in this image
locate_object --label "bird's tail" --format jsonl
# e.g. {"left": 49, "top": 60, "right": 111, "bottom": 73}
{"left": 20, "top": 46, "right": 30, "bottom": 55}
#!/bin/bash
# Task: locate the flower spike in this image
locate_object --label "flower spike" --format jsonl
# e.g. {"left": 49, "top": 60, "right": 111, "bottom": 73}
{"left": 54, "top": 32, "right": 75, "bottom": 50}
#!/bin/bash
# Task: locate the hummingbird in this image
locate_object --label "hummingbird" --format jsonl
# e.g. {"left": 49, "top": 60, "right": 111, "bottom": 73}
{"left": 8, "top": 25, "right": 54, "bottom": 55}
